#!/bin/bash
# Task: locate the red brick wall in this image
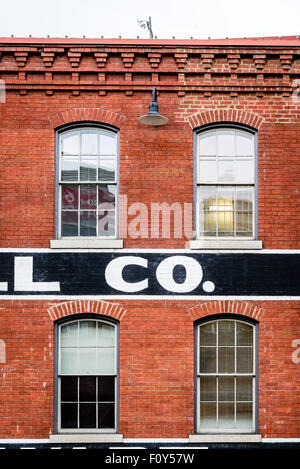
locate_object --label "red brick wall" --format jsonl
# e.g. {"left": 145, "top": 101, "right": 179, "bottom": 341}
{"left": 0, "top": 299, "right": 299, "bottom": 439}
{"left": 0, "top": 92, "right": 300, "bottom": 248}
{"left": 0, "top": 40, "right": 299, "bottom": 440}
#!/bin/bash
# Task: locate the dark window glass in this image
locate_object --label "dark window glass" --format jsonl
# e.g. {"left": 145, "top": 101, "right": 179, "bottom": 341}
{"left": 98, "top": 403, "right": 115, "bottom": 428}
{"left": 98, "top": 376, "right": 115, "bottom": 401}
{"left": 61, "top": 376, "right": 78, "bottom": 402}
{"left": 80, "top": 403, "right": 97, "bottom": 428}
{"left": 61, "top": 403, "right": 77, "bottom": 428}
{"left": 80, "top": 376, "right": 96, "bottom": 402}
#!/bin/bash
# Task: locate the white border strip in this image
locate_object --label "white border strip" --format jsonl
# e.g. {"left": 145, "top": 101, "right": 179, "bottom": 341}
{"left": 0, "top": 248, "right": 300, "bottom": 254}
{"left": 0, "top": 438, "right": 298, "bottom": 444}
{"left": 0, "top": 295, "right": 299, "bottom": 301}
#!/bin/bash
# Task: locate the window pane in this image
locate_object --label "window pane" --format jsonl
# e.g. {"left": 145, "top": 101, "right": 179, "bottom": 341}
{"left": 98, "top": 210, "right": 115, "bottom": 237}
{"left": 236, "top": 403, "right": 253, "bottom": 429}
{"left": 236, "top": 131, "right": 253, "bottom": 156}
{"left": 61, "top": 185, "right": 78, "bottom": 210}
{"left": 80, "top": 185, "right": 97, "bottom": 210}
{"left": 236, "top": 377, "right": 253, "bottom": 401}
{"left": 98, "top": 403, "right": 115, "bottom": 428}
{"left": 217, "top": 187, "right": 234, "bottom": 236}
{"left": 218, "top": 402, "right": 235, "bottom": 428}
{"left": 61, "top": 322, "right": 78, "bottom": 347}
{"left": 61, "top": 376, "right": 78, "bottom": 402}
{"left": 99, "top": 159, "right": 115, "bottom": 181}
{"left": 200, "top": 402, "right": 217, "bottom": 428}
{"left": 78, "top": 348, "right": 97, "bottom": 374}
{"left": 81, "top": 130, "right": 98, "bottom": 155}
{"left": 61, "top": 211, "right": 78, "bottom": 237}
{"left": 200, "top": 347, "right": 216, "bottom": 373}
{"left": 80, "top": 157, "right": 97, "bottom": 181}
{"left": 79, "top": 321, "right": 97, "bottom": 347}
{"left": 60, "top": 348, "right": 78, "bottom": 374}
{"left": 218, "top": 321, "right": 235, "bottom": 346}
{"left": 236, "top": 157, "right": 254, "bottom": 183}
{"left": 199, "top": 133, "right": 217, "bottom": 156}
{"left": 61, "top": 403, "right": 78, "bottom": 428}
{"left": 200, "top": 377, "right": 216, "bottom": 401}
{"left": 79, "top": 376, "right": 96, "bottom": 402}
{"left": 236, "top": 347, "right": 253, "bottom": 374}
{"left": 100, "top": 132, "right": 116, "bottom": 155}
{"left": 200, "top": 322, "right": 217, "bottom": 347}
{"left": 79, "top": 403, "right": 96, "bottom": 428}
{"left": 98, "top": 376, "right": 115, "bottom": 401}
{"left": 217, "top": 131, "right": 235, "bottom": 156}
{"left": 98, "top": 185, "right": 116, "bottom": 209}
{"left": 218, "top": 347, "right": 235, "bottom": 373}
{"left": 218, "top": 377, "right": 234, "bottom": 401}
{"left": 80, "top": 211, "right": 96, "bottom": 236}
{"left": 199, "top": 158, "right": 217, "bottom": 183}
{"left": 62, "top": 131, "right": 79, "bottom": 155}
{"left": 236, "top": 322, "right": 253, "bottom": 346}
{"left": 218, "top": 158, "right": 234, "bottom": 182}
{"left": 97, "top": 348, "right": 115, "bottom": 374}
{"left": 97, "top": 323, "right": 115, "bottom": 347}
{"left": 61, "top": 156, "right": 79, "bottom": 181}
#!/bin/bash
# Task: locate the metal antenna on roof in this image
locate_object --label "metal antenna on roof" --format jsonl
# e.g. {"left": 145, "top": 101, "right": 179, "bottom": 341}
{"left": 137, "top": 16, "right": 154, "bottom": 39}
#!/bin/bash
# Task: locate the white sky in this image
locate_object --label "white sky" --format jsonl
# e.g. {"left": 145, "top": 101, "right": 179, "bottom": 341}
{"left": 1, "top": 0, "right": 300, "bottom": 39}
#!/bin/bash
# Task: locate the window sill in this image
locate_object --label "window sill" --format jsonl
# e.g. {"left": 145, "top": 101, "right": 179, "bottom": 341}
{"left": 49, "top": 433, "right": 123, "bottom": 443}
{"left": 50, "top": 239, "right": 123, "bottom": 249}
{"left": 187, "top": 240, "right": 262, "bottom": 250}
{"left": 189, "top": 434, "right": 261, "bottom": 443}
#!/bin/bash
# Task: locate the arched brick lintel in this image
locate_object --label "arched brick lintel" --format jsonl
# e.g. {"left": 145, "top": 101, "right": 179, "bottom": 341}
{"left": 47, "top": 300, "right": 126, "bottom": 322}
{"left": 49, "top": 107, "right": 126, "bottom": 130}
{"left": 187, "top": 300, "right": 265, "bottom": 322}
{"left": 188, "top": 109, "right": 264, "bottom": 130}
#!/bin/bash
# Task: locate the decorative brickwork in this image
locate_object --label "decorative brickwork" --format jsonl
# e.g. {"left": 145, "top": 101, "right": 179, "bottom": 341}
{"left": 47, "top": 300, "right": 126, "bottom": 321}
{"left": 187, "top": 300, "right": 265, "bottom": 321}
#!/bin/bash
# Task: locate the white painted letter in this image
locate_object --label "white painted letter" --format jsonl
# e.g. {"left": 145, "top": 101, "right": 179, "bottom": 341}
{"left": 14, "top": 257, "right": 60, "bottom": 291}
{"left": 105, "top": 256, "right": 148, "bottom": 292}
{"left": 156, "top": 256, "right": 203, "bottom": 293}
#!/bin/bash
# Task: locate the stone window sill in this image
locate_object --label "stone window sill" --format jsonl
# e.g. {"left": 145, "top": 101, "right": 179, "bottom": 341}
{"left": 189, "top": 434, "right": 261, "bottom": 443}
{"left": 50, "top": 239, "right": 123, "bottom": 249}
{"left": 187, "top": 240, "right": 262, "bottom": 250}
{"left": 49, "top": 433, "right": 123, "bottom": 443}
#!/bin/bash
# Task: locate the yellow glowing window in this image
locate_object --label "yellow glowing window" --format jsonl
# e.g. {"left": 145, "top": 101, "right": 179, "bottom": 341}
{"left": 197, "top": 128, "right": 255, "bottom": 238}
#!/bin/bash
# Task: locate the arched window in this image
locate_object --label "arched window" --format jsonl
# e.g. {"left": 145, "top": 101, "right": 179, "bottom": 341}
{"left": 56, "top": 317, "right": 118, "bottom": 433}
{"left": 57, "top": 125, "right": 118, "bottom": 239}
{"left": 196, "top": 126, "right": 256, "bottom": 239}
{"left": 196, "top": 317, "right": 257, "bottom": 433}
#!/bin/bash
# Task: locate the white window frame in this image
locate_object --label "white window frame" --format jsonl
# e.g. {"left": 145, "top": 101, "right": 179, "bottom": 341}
{"left": 195, "top": 125, "right": 257, "bottom": 241}
{"left": 56, "top": 124, "right": 119, "bottom": 241}
{"left": 196, "top": 318, "right": 258, "bottom": 434}
{"left": 56, "top": 317, "right": 118, "bottom": 434}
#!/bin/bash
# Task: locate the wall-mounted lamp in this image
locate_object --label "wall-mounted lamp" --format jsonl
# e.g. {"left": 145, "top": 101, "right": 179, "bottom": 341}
{"left": 138, "top": 87, "right": 169, "bottom": 126}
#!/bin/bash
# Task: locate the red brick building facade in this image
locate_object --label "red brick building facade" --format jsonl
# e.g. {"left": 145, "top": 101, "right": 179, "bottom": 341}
{"left": 0, "top": 36, "right": 299, "bottom": 448}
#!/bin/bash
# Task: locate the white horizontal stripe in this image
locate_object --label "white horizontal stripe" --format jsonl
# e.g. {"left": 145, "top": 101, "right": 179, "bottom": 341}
{"left": 124, "top": 438, "right": 189, "bottom": 443}
{"left": 0, "top": 295, "right": 299, "bottom": 301}
{"left": 0, "top": 248, "right": 300, "bottom": 254}
{"left": 0, "top": 437, "right": 298, "bottom": 444}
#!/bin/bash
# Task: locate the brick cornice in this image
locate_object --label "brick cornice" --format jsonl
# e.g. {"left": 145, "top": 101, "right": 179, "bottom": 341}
{"left": 47, "top": 300, "right": 126, "bottom": 321}
{"left": 188, "top": 109, "right": 264, "bottom": 129}
{"left": 49, "top": 107, "right": 126, "bottom": 129}
{"left": 187, "top": 300, "right": 265, "bottom": 321}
